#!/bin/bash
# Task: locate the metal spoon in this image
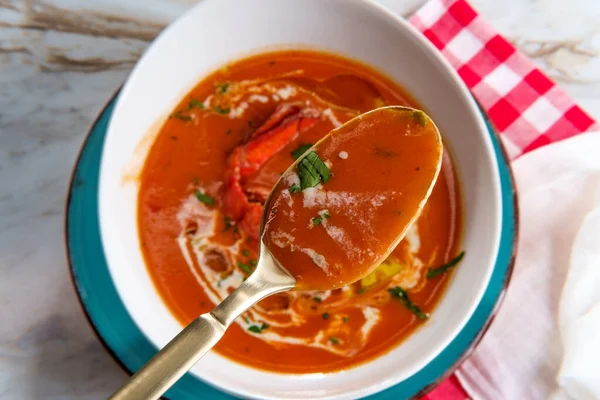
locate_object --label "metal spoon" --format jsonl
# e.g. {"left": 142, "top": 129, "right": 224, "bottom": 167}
{"left": 109, "top": 106, "right": 442, "bottom": 400}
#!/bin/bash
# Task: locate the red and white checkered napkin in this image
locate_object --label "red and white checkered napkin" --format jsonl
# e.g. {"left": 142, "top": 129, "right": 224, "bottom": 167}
{"left": 405, "top": 0, "right": 598, "bottom": 399}
{"left": 409, "top": 0, "right": 598, "bottom": 162}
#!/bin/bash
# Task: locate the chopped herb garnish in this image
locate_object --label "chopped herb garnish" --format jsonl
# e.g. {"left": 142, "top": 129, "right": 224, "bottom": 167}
{"left": 225, "top": 129, "right": 232, "bottom": 135}
{"left": 242, "top": 249, "right": 250, "bottom": 257}
{"left": 313, "top": 297, "right": 322, "bottom": 303}
{"left": 297, "top": 151, "right": 331, "bottom": 190}
{"left": 322, "top": 312, "right": 329, "bottom": 320}
{"left": 289, "top": 183, "right": 301, "bottom": 194}
{"left": 343, "top": 317, "right": 350, "bottom": 323}
{"left": 187, "top": 98, "right": 205, "bottom": 110}
{"left": 195, "top": 191, "right": 215, "bottom": 206}
{"left": 291, "top": 143, "right": 313, "bottom": 160}
{"left": 311, "top": 211, "right": 329, "bottom": 226}
{"left": 243, "top": 316, "right": 250, "bottom": 324}
{"left": 214, "top": 105, "right": 230, "bottom": 115}
{"left": 223, "top": 216, "right": 233, "bottom": 231}
{"left": 412, "top": 110, "right": 427, "bottom": 127}
{"left": 249, "top": 259, "right": 258, "bottom": 267}
{"left": 237, "top": 262, "right": 253, "bottom": 274}
{"left": 329, "top": 337, "right": 340, "bottom": 345}
{"left": 388, "top": 287, "right": 429, "bottom": 321}
{"left": 426, "top": 251, "right": 465, "bottom": 279}
{"left": 247, "top": 323, "right": 269, "bottom": 334}
{"left": 171, "top": 110, "right": 191, "bottom": 121}
{"left": 192, "top": 177, "right": 199, "bottom": 185}
{"left": 217, "top": 82, "right": 230, "bottom": 94}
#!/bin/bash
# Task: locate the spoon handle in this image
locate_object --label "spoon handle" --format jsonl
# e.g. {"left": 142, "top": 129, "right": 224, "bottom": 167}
{"left": 109, "top": 313, "right": 224, "bottom": 400}
{"left": 109, "top": 247, "right": 295, "bottom": 400}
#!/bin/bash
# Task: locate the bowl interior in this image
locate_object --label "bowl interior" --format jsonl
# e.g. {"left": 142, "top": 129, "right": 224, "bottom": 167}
{"left": 99, "top": 0, "right": 501, "bottom": 399}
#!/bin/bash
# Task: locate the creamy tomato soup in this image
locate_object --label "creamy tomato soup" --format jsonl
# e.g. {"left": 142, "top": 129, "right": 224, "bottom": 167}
{"left": 138, "top": 50, "right": 463, "bottom": 373}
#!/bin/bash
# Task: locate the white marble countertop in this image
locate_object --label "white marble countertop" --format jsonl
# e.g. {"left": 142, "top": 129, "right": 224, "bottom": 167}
{"left": 1, "top": 0, "right": 599, "bottom": 398}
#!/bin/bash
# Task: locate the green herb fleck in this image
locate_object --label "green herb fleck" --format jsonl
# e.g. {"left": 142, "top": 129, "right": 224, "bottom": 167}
{"left": 322, "top": 312, "right": 329, "bottom": 320}
{"left": 242, "top": 249, "right": 250, "bottom": 257}
{"left": 343, "top": 317, "right": 350, "bottom": 323}
{"left": 388, "top": 287, "right": 429, "bottom": 321}
{"left": 187, "top": 98, "right": 205, "bottom": 110}
{"left": 195, "top": 191, "right": 214, "bottom": 206}
{"left": 217, "top": 82, "right": 230, "bottom": 94}
{"left": 192, "top": 177, "right": 199, "bottom": 185}
{"left": 247, "top": 323, "right": 269, "bottom": 334}
{"left": 223, "top": 216, "right": 233, "bottom": 231}
{"left": 427, "top": 251, "right": 465, "bottom": 279}
{"left": 312, "top": 211, "right": 330, "bottom": 225}
{"left": 171, "top": 110, "right": 191, "bottom": 121}
{"left": 243, "top": 316, "right": 250, "bottom": 324}
{"left": 412, "top": 110, "right": 427, "bottom": 127}
{"left": 329, "top": 337, "right": 340, "bottom": 345}
{"left": 313, "top": 297, "right": 322, "bottom": 303}
{"left": 214, "top": 105, "right": 230, "bottom": 115}
{"left": 237, "top": 262, "right": 253, "bottom": 274}
{"left": 249, "top": 259, "right": 258, "bottom": 267}
{"left": 291, "top": 143, "right": 314, "bottom": 160}
{"left": 289, "top": 183, "right": 301, "bottom": 194}
{"left": 297, "top": 152, "right": 331, "bottom": 190}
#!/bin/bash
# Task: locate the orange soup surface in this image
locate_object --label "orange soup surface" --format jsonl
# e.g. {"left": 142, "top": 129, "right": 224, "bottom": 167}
{"left": 138, "top": 50, "right": 462, "bottom": 373}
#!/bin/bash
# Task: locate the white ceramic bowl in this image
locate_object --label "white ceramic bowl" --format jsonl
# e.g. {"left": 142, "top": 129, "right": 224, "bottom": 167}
{"left": 99, "top": 0, "right": 502, "bottom": 398}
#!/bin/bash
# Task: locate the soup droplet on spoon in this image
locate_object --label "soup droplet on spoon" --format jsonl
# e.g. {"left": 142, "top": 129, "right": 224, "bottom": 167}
{"left": 109, "top": 106, "right": 443, "bottom": 400}
{"left": 263, "top": 106, "right": 443, "bottom": 290}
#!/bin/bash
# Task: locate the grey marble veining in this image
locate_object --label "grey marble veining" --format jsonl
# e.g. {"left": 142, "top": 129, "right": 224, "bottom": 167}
{"left": 1, "top": 0, "right": 599, "bottom": 398}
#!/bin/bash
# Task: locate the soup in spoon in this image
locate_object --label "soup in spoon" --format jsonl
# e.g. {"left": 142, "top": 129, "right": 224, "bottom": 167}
{"left": 263, "top": 107, "right": 443, "bottom": 290}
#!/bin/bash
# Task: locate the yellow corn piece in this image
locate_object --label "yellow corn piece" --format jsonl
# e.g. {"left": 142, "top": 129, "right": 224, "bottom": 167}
{"left": 360, "top": 271, "right": 378, "bottom": 287}
{"left": 361, "top": 257, "right": 404, "bottom": 288}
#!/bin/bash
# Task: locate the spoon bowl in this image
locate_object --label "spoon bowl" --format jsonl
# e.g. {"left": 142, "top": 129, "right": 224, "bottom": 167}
{"left": 109, "top": 106, "right": 442, "bottom": 400}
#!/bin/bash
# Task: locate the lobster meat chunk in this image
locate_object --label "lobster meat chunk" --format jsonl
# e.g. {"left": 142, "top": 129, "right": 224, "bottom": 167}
{"left": 223, "top": 103, "right": 321, "bottom": 240}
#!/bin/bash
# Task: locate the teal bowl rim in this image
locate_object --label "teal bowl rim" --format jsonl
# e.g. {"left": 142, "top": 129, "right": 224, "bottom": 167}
{"left": 64, "top": 92, "right": 518, "bottom": 399}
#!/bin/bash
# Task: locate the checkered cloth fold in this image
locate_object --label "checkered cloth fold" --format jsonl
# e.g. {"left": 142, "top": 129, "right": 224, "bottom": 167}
{"left": 406, "top": 0, "right": 598, "bottom": 398}
{"left": 410, "top": 0, "right": 597, "bottom": 161}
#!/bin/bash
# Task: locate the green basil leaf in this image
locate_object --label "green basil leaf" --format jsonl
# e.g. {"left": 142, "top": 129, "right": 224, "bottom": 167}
{"left": 297, "top": 152, "right": 330, "bottom": 189}
{"left": 426, "top": 251, "right": 465, "bottom": 279}
{"left": 291, "top": 143, "right": 313, "bottom": 160}
{"left": 194, "top": 191, "right": 214, "bottom": 205}
{"left": 388, "top": 286, "right": 429, "bottom": 321}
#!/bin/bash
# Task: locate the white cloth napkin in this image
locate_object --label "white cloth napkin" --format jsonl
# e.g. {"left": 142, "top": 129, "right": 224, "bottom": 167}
{"left": 455, "top": 133, "right": 600, "bottom": 400}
